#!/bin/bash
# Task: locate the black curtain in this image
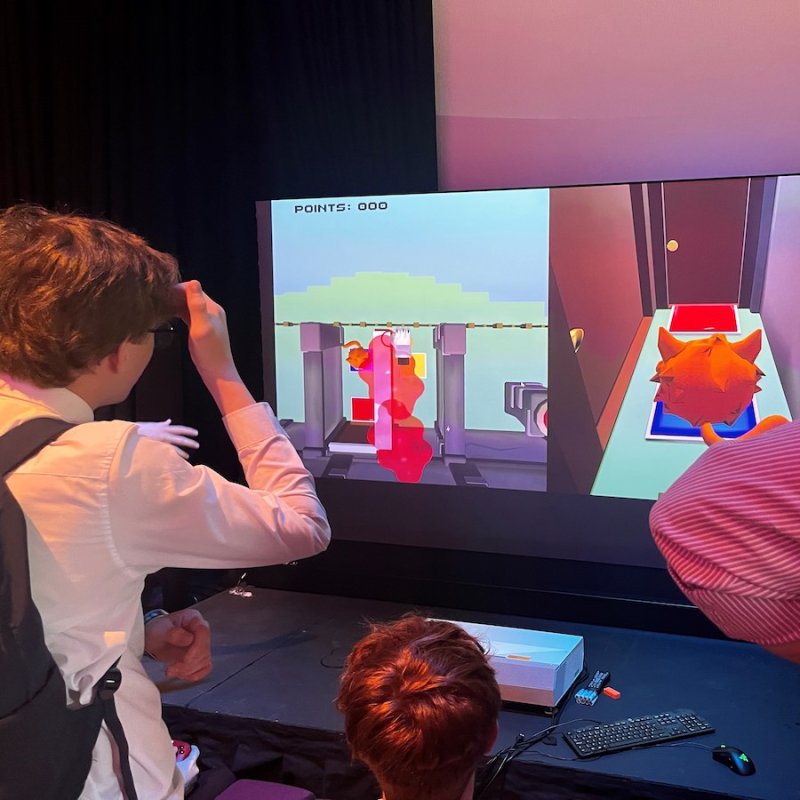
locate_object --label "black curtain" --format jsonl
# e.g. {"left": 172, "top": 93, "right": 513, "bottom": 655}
{"left": 1, "top": 0, "right": 437, "bottom": 605}
{"left": 0, "top": 0, "right": 438, "bottom": 474}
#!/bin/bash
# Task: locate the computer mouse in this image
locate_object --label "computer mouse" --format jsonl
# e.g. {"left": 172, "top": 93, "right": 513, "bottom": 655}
{"left": 712, "top": 744, "right": 756, "bottom": 776}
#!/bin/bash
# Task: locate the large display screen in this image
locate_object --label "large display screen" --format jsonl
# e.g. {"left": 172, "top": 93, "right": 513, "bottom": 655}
{"left": 257, "top": 173, "right": 800, "bottom": 562}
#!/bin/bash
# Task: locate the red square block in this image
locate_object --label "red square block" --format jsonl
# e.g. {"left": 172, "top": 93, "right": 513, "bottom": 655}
{"left": 669, "top": 304, "right": 738, "bottom": 333}
{"left": 351, "top": 397, "right": 374, "bottom": 422}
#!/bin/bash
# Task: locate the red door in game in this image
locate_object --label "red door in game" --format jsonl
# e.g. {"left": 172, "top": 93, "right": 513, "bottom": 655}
{"left": 663, "top": 178, "right": 749, "bottom": 305}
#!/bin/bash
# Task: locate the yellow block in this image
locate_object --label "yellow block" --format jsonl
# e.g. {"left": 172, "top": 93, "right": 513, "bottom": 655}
{"left": 413, "top": 352, "right": 427, "bottom": 379}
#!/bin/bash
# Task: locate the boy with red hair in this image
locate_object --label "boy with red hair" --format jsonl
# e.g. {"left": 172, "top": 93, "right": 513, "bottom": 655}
{"left": 336, "top": 615, "right": 501, "bottom": 800}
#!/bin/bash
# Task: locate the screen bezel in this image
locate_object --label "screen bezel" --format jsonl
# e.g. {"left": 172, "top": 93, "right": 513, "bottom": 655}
{"left": 255, "top": 170, "right": 793, "bottom": 571}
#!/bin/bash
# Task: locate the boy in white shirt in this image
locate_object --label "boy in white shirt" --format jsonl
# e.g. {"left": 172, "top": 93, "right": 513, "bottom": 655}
{"left": 0, "top": 204, "right": 331, "bottom": 798}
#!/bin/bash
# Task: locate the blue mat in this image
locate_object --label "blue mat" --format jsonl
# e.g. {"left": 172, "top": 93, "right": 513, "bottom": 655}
{"left": 648, "top": 401, "right": 757, "bottom": 440}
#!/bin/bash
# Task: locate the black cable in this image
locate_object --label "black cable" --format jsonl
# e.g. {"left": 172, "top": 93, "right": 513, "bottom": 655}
{"left": 475, "top": 717, "right": 602, "bottom": 798}
{"left": 475, "top": 662, "right": 590, "bottom": 798}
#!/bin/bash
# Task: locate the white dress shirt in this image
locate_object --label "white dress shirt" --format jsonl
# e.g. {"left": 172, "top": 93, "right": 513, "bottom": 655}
{"left": 0, "top": 375, "right": 330, "bottom": 799}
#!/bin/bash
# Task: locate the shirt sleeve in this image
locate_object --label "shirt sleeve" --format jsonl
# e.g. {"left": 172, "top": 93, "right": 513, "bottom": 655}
{"left": 650, "top": 491, "right": 800, "bottom": 647}
{"left": 108, "top": 402, "right": 331, "bottom": 572}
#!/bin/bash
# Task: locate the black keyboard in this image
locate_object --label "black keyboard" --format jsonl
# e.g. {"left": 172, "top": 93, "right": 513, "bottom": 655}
{"left": 564, "top": 709, "right": 714, "bottom": 758}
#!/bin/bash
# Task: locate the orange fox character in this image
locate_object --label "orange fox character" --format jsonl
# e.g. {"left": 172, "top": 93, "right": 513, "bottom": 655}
{"left": 651, "top": 327, "right": 789, "bottom": 445}
{"left": 343, "top": 340, "right": 370, "bottom": 370}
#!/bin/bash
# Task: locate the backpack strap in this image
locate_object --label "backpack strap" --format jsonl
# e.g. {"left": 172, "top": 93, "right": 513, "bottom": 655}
{"left": 0, "top": 417, "right": 75, "bottom": 477}
{"left": 0, "top": 418, "right": 76, "bottom": 712}
{"left": 0, "top": 418, "right": 138, "bottom": 800}
{"left": 98, "top": 660, "right": 138, "bottom": 800}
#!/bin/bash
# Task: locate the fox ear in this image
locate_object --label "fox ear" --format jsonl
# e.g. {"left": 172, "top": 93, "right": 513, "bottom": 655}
{"left": 657, "top": 327, "right": 684, "bottom": 361}
{"left": 731, "top": 329, "right": 762, "bottom": 363}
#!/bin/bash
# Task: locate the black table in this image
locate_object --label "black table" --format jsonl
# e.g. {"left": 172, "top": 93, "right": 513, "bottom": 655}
{"left": 147, "top": 587, "right": 800, "bottom": 799}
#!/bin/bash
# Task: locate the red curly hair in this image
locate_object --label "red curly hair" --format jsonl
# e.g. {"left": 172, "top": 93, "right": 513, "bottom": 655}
{"left": 336, "top": 615, "right": 501, "bottom": 800}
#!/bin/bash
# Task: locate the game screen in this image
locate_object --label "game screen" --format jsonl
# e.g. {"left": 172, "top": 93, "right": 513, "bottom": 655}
{"left": 259, "top": 173, "right": 800, "bottom": 503}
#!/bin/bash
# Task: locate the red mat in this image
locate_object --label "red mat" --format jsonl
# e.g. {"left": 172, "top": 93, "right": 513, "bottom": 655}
{"left": 668, "top": 304, "right": 739, "bottom": 333}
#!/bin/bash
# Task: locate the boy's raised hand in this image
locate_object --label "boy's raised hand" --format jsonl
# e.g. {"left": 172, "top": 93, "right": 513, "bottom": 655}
{"left": 171, "top": 280, "right": 254, "bottom": 415}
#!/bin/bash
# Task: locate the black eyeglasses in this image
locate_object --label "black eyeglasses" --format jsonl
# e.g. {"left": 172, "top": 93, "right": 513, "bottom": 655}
{"left": 148, "top": 322, "right": 176, "bottom": 350}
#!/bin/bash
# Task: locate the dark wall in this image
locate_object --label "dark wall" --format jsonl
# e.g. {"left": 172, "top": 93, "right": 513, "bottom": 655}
{"left": 548, "top": 184, "right": 644, "bottom": 493}
{"left": 550, "top": 184, "right": 643, "bottom": 425}
{"left": 760, "top": 175, "right": 800, "bottom": 417}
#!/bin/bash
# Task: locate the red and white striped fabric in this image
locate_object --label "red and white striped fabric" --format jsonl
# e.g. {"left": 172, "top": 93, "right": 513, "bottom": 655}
{"left": 649, "top": 420, "right": 800, "bottom": 646}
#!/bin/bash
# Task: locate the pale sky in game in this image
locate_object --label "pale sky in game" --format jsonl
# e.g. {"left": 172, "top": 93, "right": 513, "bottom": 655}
{"left": 271, "top": 188, "right": 549, "bottom": 305}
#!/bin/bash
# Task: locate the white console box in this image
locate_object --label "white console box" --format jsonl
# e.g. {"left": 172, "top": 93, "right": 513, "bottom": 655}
{"left": 441, "top": 620, "right": 584, "bottom": 708}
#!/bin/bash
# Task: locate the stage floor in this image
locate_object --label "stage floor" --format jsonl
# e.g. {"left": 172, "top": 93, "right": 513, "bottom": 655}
{"left": 147, "top": 587, "right": 800, "bottom": 800}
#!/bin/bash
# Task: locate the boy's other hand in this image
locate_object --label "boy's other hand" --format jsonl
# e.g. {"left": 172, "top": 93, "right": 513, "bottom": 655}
{"left": 136, "top": 419, "right": 199, "bottom": 459}
{"left": 144, "top": 608, "right": 212, "bottom": 682}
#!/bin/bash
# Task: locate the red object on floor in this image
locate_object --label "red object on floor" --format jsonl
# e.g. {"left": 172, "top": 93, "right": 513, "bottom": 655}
{"left": 668, "top": 304, "right": 738, "bottom": 333}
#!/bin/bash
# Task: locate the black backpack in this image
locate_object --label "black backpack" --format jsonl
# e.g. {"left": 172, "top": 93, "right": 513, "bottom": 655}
{"left": 0, "top": 418, "right": 137, "bottom": 800}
